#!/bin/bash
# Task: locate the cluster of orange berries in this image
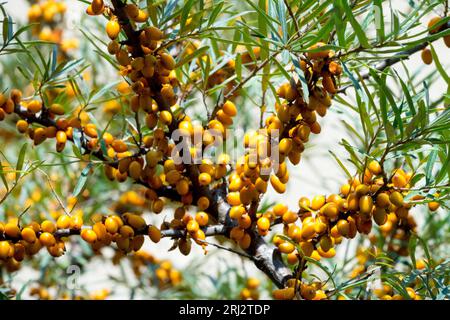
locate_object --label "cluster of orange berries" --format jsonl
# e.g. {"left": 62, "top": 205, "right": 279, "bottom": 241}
{"left": 128, "top": 251, "right": 182, "bottom": 289}
{"left": 27, "top": 0, "right": 78, "bottom": 54}
{"left": 0, "top": 87, "right": 110, "bottom": 155}
{"left": 29, "top": 286, "right": 110, "bottom": 300}
{"left": 226, "top": 44, "right": 342, "bottom": 250}
{"left": 273, "top": 279, "right": 327, "bottom": 300}
{"left": 160, "top": 205, "right": 212, "bottom": 255}
{"left": 421, "top": 16, "right": 450, "bottom": 65}
{"left": 239, "top": 277, "right": 260, "bottom": 300}
{"left": 262, "top": 161, "right": 441, "bottom": 299}
{"left": 0, "top": 211, "right": 164, "bottom": 271}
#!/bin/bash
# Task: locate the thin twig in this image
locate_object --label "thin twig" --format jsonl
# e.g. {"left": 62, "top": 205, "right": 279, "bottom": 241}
{"left": 39, "top": 168, "right": 72, "bottom": 216}
{"left": 283, "top": 0, "right": 301, "bottom": 38}
{"left": 196, "top": 239, "right": 253, "bottom": 259}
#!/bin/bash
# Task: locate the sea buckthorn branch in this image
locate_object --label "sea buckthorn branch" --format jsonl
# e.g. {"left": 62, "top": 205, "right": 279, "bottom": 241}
{"left": 269, "top": 161, "right": 443, "bottom": 299}
{"left": 1, "top": 0, "right": 447, "bottom": 298}
{"left": 337, "top": 20, "right": 450, "bottom": 94}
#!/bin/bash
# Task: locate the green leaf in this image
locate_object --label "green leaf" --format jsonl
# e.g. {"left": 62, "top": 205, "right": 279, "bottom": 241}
{"left": 373, "top": 0, "right": 384, "bottom": 42}
{"left": 408, "top": 235, "right": 417, "bottom": 269}
{"left": 333, "top": 1, "right": 346, "bottom": 47}
{"left": 16, "top": 280, "right": 32, "bottom": 300}
{"left": 2, "top": 14, "right": 9, "bottom": 44}
{"left": 180, "top": 0, "right": 195, "bottom": 33}
{"left": 329, "top": 150, "right": 352, "bottom": 180}
{"left": 425, "top": 149, "right": 438, "bottom": 185}
{"left": 235, "top": 53, "right": 242, "bottom": 82}
{"left": 72, "top": 163, "right": 93, "bottom": 197}
{"left": 15, "top": 143, "right": 27, "bottom": 182}
{"left": 341, "top": 0, "right": 371, "bottom": 48}
{"left": 435, "top": 151, "right": 450, "bottom": 185}
{"left": 429, "top": 44, "right": 450, "bottom": 86}
{"left": 207, "top": 1, "right": 224, "bottom": 27}
{"left": 89, "top": 80, "right": 122, "bottom": 104}
{"left": 0, "top": 161, "right": 8, "bottom": 191}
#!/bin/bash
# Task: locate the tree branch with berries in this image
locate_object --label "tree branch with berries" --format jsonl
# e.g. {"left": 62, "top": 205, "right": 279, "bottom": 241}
{"left": 0, "top": 0, "right": 449, "bottom": 300}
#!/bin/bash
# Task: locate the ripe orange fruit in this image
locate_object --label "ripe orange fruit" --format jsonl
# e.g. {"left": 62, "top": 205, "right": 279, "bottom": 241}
{"left": 16, "top": 120, "right": 28, "bottom": 133}
{"left": 427, "top": 16, "right": 442, "bottom": 34}
{"left": 223, "top": 100, "right": 237, "bottom": 117}
{"left": 195, "top": 212, "right": 209, "bottom": 227}
{"left": 368, "top": 160, "right": 382, "bottom": 175}
{"left": 125, "top": 214, "right": 146, "bottom": 229}
{"left": 186, "top": 220, "right": 199, "bottom": 233}
{"left": 106, "top": 19, "right": 121, "bottom": 40}
{"left": 239, "top": 233, "right": 251, "bottom": 249}
{"left": 336, "top": 219, "right": 349, "bottom": 237}
{"left": 421, "top": 48, "right": 432, "bottom": 65}
{"left": 273, "top": 203, "right": 288, "bottom": 216}
{"left": 257, "top": 217, "right": 270, "bottom": 231}
{"left": 81, "top": 229, "right": 98, "bottom": 244}
{"left": 428, "top": 201, "right": 440, "bottom": 211}
{"left": 105, "top": 217, "right": 119, "bottom": 234}
{"left": 41, "top": 220, "right": 56, "bottom": 233}
{"left": 5, "top": 223, "right": 20, "bottom": 238}
{"left": 376, "top": 193, "right": 390, "bottom": 208}
{"left": 198, "top": 172, "right": 212, "bottom": 186}
{"left": 0, "top": 241, "right": 12, "bottom": 259}
{"left": 389, "top": 191, "right": 404, "bottom": 207}
{"left": 39, "top": 232, "right": 56, "bottom": 247}
{"left": 148, "top": 225, "right": 162, "bottom": 243}
{"left": 273, "top": 287, "right": 295, "bottom": 300}
{"left": 21, "top": 227, "right": 37, "bottom": 243}
{"left": 311, "top": 195, "right": 326, "bottom": 211}
{"left": 359, "top": 195, "right": 373, "bottom": 216}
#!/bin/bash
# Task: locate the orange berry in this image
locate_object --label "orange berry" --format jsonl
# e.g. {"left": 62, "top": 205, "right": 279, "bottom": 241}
{"left": 106, "top": 19, "right": 121, "bottom": 40}
{"left": 186, "top": 220, "right": 199, "bottom": 233}
{"left": 223, "top": 100, "right": 237, "bottom": 117}
{"left": 368, "top": 160, "right": 382, "bottom": 175}
{"left": 105, "top": 217, "right": 119, "bottom": 234}
{"left": 428, "top": 201, "right": 440, "bottom": 211}
{"left": 239, "top": 233, "right": 251, "bottom": 249}
{"left": 0, "top": 241, "right": 12, "bottom": 259}
{"left": 195, "top": 212, "right": 209, "bottom": 227}
{"left": 257, "top": 217, "right": 270, "bottom": 231}
{"left": 81, "top": 229, "right": 98, "bottom": 244}
{"left": 421, "top": 48, "right": 432, "bottom": 65}
{"left": 427, "top": 16, "right": 442, "bottom": 34}
{"left": 148, "top": 225, "right": 161, "bottom": 243}
{"left": 39, "top": 232, "right": 56, "bottom": 247}
{"left": 16, "top": 120, "right": 29, "bottom": 133}
{"left": 311, "top": 195, "right": 326, "bottom": 211}
{"left": 278, "top": 242, "right": 295, "bottom": 254}
{"left": 198, "top": 172, "right": 212, "bottom": 186}
{"left": 21, "top": 227, "right": 37, "bottom": 243}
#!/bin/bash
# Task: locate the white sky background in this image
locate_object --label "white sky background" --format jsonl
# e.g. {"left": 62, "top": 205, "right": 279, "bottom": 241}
{"left": 1, "top": 0, "right": 448, "bottom": 299}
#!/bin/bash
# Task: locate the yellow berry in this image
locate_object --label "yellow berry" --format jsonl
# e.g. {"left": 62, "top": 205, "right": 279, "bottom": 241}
{"left": 106, "top": 19, "right": 121, "bottom": 40}
{"left": 311, "top": 195, "right": 326, "bottom": 211}
{"left": 81, "top": 229, "right": 98, "bottom": 244}
{"left": 148, "top": 225, "right": 161, "bottom": 243}
{"left": 21, "top": 227, "right": 37, "bottom": 243}
{"left": 39, "top": 232, "right": 56, "bottom": 247}
{"left": 257, "top": 217, "right": 270, "bottom": 231}
{"left": 195, "top": 212, "right": 209, "bottom": 227}
{"left": 105, "top": 217, "right": 119, "bottom": 234}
